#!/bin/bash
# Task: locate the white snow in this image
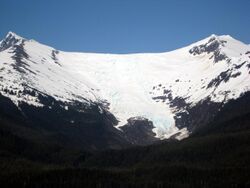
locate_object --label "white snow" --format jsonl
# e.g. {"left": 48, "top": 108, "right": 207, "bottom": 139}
{"left": 0, "top": 32, "right": 250, "bottom": 140}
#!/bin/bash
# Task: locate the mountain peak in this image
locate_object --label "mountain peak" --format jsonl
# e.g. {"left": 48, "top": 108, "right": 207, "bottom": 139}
{"left": 207, "top": 34, "right": 234, "bottom": 40}
{"left": 0, "top": 31, "right": 25, "bottom": 51}
{"left": 6, "top": 31, "right": 24, "bottom": 40}
{"left": 189, "top": 34, "right": 249, "bottom": 60}
{"left": 206, "top": 34, "right": 243, "bottom": 46}
{"left": 196, "top": 34, "right": 236, "bottom": 47}
{"left": 187, "top": 34, "right": 234, "bottom": 63}
{"left": 189, "top": 35, "right": 226, "bottom": 56}
{"left": 208, "top": 34, "right": 219, "bottom": 39}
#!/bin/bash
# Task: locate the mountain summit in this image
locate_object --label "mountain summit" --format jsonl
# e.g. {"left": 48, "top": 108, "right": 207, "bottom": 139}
{"left": 0, "top": 31, "right": 25, "bottom": 51}
{"left": 0, "top": 32, "right": 249, "bottom": 148}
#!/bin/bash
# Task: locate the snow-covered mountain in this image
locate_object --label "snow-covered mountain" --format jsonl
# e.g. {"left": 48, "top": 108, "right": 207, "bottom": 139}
{"left": 0, "top": 31, "right": 250, "bottom": 146}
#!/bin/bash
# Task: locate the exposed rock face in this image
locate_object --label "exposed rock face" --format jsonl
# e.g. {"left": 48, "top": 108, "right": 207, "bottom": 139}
{"left": 121, "top": 117, "right": 159, "bottom": 145}
{"left": 0, "top": 32, "right": 25, "bottom": 52}
{"left": 189, "top": 36, "right": 228, "bottom": 63}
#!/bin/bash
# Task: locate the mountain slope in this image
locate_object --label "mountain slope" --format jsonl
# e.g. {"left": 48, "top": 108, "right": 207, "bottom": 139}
{"left": 0, "top": 32, "right": 249, "bottom": 147}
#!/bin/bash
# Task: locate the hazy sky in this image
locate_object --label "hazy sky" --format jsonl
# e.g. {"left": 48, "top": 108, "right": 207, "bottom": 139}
{"left": 1, "top": 0, "right": 249, "bottom": 53}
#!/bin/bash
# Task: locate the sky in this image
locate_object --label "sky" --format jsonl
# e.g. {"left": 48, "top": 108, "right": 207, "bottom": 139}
{"left": 1, "top": 0, "right": 250, "bottom": 53}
